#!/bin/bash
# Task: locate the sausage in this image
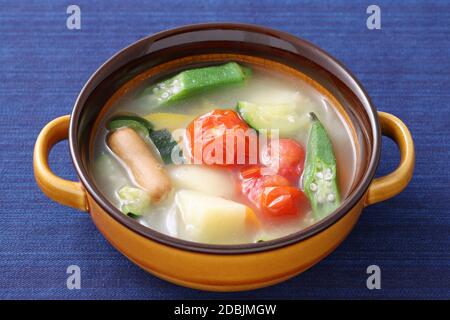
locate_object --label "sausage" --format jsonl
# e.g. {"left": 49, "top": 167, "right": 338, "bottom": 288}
{"left": 108, "top": 127, "right": 172, "bottom": 202}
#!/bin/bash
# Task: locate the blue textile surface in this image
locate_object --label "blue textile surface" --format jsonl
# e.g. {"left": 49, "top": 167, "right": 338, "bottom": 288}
{"left": 0, "top": 0, "right": 449, "bottom": 299}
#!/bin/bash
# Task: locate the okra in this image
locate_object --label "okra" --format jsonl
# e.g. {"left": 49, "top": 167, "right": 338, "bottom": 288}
{"left": 151, "top": 62, "right": 251, "bottom": 104}
{"left": 303, "top": 112, "right": 340, "bottom": 219}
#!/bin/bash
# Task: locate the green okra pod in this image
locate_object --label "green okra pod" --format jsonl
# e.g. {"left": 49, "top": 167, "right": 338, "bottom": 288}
{"left": 151, "top": 62, "right": 251, "bottom": 104}
{"left": 303, "top": 112, "right": 340, "bottom": 219}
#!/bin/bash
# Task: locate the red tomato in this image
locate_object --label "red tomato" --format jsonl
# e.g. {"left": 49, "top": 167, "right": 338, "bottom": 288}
{"left": 239, "top": 165, "right": 309, "bottom": 219}
{"left": 186, "top": 109, "right": 258, "bottom": 166}
{"left": 240, "top": 165, "right": 290, "bottom": 206}
{"left": 260, "top": 186, "right": 309, "bottom": 218}
{"left": 261, "top": 138, "right": 305, "bottom": 183}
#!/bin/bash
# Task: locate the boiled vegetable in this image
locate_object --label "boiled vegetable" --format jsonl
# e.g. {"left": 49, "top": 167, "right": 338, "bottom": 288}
{"left": 260, "top": 138, "right": 305, "bottom": 184}
{"left": 236, "top": 101, "right": 308, "bottom": 137}
{"left": 167, "top": 165, "right": 235, "bottom": 198}
{"left": 108, "top": 127, "right": 172, "bottom": 203}
{"left": 144, "top": 112, "right": 195, "bottom": 131}
{"left": 303, "top": 112, "right": 340, "bottom": 219}
{"left": 260, "top": 186, "right": 308, "bottom": 218}
{"left": 186, "top": 109, "right": 258, "bottom": 166}
{"left": 175, "top": 189, "right": 260, "bottom": 244}
{"left": 117, "top": 186, "right": 150, "bottom": 216}
{"left": 149, "top": 129, "right": 179, "bottom": 164}
{"left": 240, "top": 165, "right": 291, "bottom": 208}
{"left": 151, "top": 62, "right": 250, "bottom": 104}
{"left": 107, "top": 115, "right": 153, "bottom": 139}
{"left": 239, "top": 165, "right": 308, "bottom": 219}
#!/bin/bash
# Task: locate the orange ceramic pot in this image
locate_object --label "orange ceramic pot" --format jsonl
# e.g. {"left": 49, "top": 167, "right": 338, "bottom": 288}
{"left": 33, "top": 24, "right": 414, "bottom": 292}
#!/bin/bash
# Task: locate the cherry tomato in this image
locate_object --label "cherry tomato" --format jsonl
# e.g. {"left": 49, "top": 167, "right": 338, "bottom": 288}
{"left": 260, "top": 186, "right": 309, "bottom": 218}
{"left": 239, "top": 165, "right": 290, "bottom": 208}
{"left": 261, "top": 138, "right": 305, "bottom": 183}
{"left": 239, "top": 165, "right": 309, "bottom": 219}
{"left": 187, "top": 109, "right": 258, "bottom": 166}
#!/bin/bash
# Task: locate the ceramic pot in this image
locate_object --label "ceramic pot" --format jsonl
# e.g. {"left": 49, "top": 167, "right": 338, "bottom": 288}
{"left": 34, "top": 23, "right": 414, "bottom": 292}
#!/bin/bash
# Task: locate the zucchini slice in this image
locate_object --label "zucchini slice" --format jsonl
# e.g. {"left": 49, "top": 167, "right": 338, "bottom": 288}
{"left": 117, "top": 186, "right": 150, "bottom": 217}
{"left": 236, "top": 101, "right": 308, "bottom": 137}
{"left": 149, "top": 129, "right": 179, "bottom": 165}
{"left": 107, "top": 115, "right": 153, "bottom": 139}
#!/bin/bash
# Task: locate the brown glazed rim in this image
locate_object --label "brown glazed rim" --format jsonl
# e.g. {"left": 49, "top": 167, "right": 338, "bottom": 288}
{"left": 69, "top": 23, "right": 381, "bottom": 255}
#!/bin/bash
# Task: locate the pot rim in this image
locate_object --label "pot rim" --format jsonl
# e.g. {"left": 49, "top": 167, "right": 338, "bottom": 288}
{"left": 69, "top": 22, "right": 381, "bottom": 255}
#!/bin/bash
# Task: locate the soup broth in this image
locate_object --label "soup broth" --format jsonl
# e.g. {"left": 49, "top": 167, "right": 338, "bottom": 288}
{"left": 91, "top": 60, "right": 357, "bottom": 245}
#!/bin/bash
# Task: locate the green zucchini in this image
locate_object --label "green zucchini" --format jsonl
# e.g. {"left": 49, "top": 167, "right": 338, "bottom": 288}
{"left": 107, "top": 115, "right": 153, "bottom": 139}
{"left": 303, "top": 112, "right": 340, "bottom": 219}
{"left": 117, "top": 186, "right": 150, "bottom": 217}
{"left": 151, "top": 62, "right": 251, "bottom": 104}
{"left": 149, "top": 129, "right": 179, "bottom": 165}
{"left": 236, "top": 101, "right": 308, "bottom": 137}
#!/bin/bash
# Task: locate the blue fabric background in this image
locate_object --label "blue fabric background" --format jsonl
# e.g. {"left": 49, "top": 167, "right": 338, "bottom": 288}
{"left": 0, "top": 0, "right": 449, "bottom": 299}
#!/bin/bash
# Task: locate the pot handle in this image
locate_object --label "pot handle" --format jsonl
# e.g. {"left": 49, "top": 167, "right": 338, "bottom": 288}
{"left": 365, "top": 112, "right": 415, "bottom": 206}
{"left": 33, "top": 115, "right": 88, "bottom": 211}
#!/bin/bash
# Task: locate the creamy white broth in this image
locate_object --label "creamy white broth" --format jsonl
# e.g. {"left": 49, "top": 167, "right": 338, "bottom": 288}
{"left": 91, "top": 63, "right": 357, "bottom": 244}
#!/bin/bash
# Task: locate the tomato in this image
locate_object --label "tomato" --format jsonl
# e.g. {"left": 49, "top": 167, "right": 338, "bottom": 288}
{"left": 260, "top": 138, "right": 305, "bottom": 183}
{"left": 240, "top": 165, "right": 290, "bottom": 206}
{"left": 260, "top": 186, "right": 309, "bottom": 218}
{"left": 239, "top": 165, "right": 309, "bottom": 219}
{"left": 186, "top": 109, "right": 258, "bottom": 166}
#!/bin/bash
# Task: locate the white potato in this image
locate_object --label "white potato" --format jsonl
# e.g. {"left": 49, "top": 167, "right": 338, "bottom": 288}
{"left": 175, "top": 190, "right": 255, "bottom": 244}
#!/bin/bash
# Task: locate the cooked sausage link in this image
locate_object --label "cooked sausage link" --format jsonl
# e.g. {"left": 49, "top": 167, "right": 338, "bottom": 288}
{"left": 108, "top": 127, "right": 172, "bottom": 202}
